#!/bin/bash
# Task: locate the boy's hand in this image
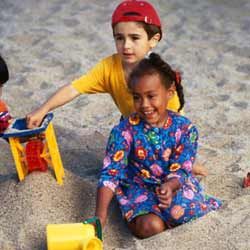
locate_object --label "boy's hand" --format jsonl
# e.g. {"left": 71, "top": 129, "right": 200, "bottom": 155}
{"left": 26, "top": 107, "right": 47, "bottom": 129}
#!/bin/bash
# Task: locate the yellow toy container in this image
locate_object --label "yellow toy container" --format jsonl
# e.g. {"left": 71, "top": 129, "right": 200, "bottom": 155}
{"left": 0, "top": 113, "right": 65, "bottom": 185}
{"left": 47, "top": 217, "right": 103, "bottom": 250}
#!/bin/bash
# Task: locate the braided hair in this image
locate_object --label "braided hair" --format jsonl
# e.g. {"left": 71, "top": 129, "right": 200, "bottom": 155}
{"left": 128, "top": 52, "right": 184, "bottom": 112}
{"left": 0, "top": 55, "right": 9, "bottom": 86}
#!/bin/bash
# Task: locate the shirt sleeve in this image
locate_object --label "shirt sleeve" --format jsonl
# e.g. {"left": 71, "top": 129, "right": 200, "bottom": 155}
{"left": 98, "top": 125, "right": 132, "bottom": 193}
{"left": 71, "top": 58, "right": 111, "bottom": 94}
{"left": 167, "top": 91, "right": 182, "bottom": 113}
{"left": 166, "top": 123, "right": 198, "bottom": 186}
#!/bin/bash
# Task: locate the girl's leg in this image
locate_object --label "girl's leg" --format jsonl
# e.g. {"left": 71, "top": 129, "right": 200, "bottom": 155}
{"left": 127, "top": 213, "right": 166, "bottom": 239}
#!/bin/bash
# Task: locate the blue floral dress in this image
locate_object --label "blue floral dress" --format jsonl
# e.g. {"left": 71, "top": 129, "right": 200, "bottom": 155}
{"left": 98, "top": 111, "right": 221, "bottom": 227}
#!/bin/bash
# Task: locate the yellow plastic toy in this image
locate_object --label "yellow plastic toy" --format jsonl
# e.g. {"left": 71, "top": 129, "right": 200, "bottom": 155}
{"left": 47, "top": 217, "right": 103, "bottom": 250}
{"left": 0, "top": 113, "right": 65, "bottom": 185}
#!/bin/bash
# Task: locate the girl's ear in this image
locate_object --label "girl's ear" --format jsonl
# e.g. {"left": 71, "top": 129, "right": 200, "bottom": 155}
{"left": 166, "top": 83, "right": 176, "bottom": 99}
{"left": 149, "top": 33, "right": 161, "bottom": 49}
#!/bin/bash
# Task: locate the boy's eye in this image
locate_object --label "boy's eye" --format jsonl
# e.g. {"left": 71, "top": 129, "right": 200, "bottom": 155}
{"left": 115, "top": 36, "right": 123, "bottom": 41}
{"left": 131, "top": 36, "right": 140, "bottom": 40}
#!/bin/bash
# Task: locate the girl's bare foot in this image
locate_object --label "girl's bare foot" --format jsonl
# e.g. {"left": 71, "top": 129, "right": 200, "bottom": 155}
{"left": 192, "top": 162, "right": 208, "bottom": 177}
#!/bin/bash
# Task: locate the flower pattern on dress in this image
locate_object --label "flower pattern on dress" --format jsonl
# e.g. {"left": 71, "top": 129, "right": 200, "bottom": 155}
{"left": 98, "top": 111, "right": 222, "bottom": 226}
{"left": 150, "top": 163, "right": 163, "bottom": 177}
{"left": 129, "top": 113, "right": 140, "bottom": 125}
{"left": 135, "top": 146, "right": 147, "bottom": 160}
{"left": 113, "top": 150, "right": 124, "bottom": 162}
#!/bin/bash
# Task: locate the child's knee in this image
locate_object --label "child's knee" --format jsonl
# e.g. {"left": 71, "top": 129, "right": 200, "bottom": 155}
{"left": 129, "top": 214, "right": 166, "bottom": 239}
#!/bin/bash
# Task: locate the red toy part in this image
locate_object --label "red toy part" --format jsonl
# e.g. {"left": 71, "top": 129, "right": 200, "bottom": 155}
{"left": 25, "top": 139, "right": 48, "bottom": 172}
{"left": 243, "top": 172, "right": 250, "bottom": 188}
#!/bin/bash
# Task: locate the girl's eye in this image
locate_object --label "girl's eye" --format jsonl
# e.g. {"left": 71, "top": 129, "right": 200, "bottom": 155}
{"left": 148, "top": 95, "right": 156, "bottom": 99}
{"left": 133, "top": 95, "right": 140, "bottom": 101}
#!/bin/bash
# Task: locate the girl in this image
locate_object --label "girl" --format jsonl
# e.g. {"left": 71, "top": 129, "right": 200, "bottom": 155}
{"left": 95, "top": 53, "right": 221, "bottom": 239}
{"left": 26, "top": 0, "right": 207, "bottom": 176}
{"left": 0, "top": 55, "right": 12, "bottom": 134}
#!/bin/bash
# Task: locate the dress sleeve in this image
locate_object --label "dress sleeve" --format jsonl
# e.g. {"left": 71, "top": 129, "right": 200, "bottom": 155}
{"left": 166, "top": 123, "right": 198, "bottom": 186}
{"left": 98, "top": 125, "right": 132, "bottom": 193}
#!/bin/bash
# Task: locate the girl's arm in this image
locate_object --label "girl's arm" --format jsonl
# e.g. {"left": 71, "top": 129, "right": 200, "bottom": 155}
{"left": 95, "top": 186, "right": 114, "bottom": 227}
{"left": 157, "top": 122, "right": 198, "bottom": 208}
{"left": 26, "top": 84, "right": 80, "bottom": 128}
{"left": 167, "top": 123, "right": 199, "bottom": 185}
{"left": 96, "top": 125, "right": 132, "bottom": 227}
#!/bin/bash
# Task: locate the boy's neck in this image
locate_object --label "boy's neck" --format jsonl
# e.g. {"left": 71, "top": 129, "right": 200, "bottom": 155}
{"left": 122, "top": 62, "right": 138, "bottom": 82}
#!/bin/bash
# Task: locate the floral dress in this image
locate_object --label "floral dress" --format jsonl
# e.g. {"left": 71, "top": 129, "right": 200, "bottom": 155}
{"left": 98, "top": 111, "right": 221, "bottom": 227}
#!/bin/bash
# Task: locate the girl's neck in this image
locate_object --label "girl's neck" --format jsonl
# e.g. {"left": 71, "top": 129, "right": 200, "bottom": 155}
{"left": 145, "top": 110, "right": 169, "bottom": 128}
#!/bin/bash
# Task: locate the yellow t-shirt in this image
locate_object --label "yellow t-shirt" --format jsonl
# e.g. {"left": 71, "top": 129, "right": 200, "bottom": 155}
{"left": 72, "top": 54, "right": 180, "bottom": 118}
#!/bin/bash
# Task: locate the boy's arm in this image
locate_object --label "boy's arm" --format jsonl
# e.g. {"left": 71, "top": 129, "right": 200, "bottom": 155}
{"left": 95, "top": 186, "right": 114, "bottom": 227}
{"left": 26, "top": 84, "right": 80, "bottom": 128}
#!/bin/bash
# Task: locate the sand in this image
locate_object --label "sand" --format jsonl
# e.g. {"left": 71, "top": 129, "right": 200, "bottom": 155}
{"left": 0, "top": 0, "right": 250, "bottom": 249}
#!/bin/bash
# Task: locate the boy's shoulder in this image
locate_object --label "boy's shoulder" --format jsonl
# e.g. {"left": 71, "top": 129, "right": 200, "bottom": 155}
{"left": 101, "top": 53, "right": 120, "bottom": 65}
{"left": 94, "top": 53, "right": 121, "bottom": 75}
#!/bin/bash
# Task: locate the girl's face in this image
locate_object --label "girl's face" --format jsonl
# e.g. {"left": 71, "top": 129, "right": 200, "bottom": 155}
{"left": 131, "top": 73, "right": 174, "bottom": 127}
{"left": 113, "top": 22, "right": 158, "bottom": 67}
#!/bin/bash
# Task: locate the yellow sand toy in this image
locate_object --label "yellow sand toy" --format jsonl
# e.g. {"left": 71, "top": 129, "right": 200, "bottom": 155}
{"left": 0, "top": 113, "right": 65, "bottom": 185}
{"left": 47, "top": 216, "right": 103, "bottom": 250}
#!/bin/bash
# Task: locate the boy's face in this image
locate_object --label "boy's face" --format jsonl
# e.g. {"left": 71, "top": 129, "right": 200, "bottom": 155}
{"left": 113, "top": 21, "right": 158, "bottom": 67}
{"left": 131, "top": 73, "right": 174, "bottom": 128}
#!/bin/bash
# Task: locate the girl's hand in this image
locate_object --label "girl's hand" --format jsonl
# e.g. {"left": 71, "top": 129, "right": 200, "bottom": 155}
{"left": 96, "top": 213, "right": 107, "bottom": 229}
{"left": 89, "top": 214, "right": 106, "bottom": 230}
{"left": 95, "top": 186, "right": 114, "bottom": 228}
{"left": 156, "top": 183, "right": 174, "bottom": 209}
{"left": 156, "top": 178, "right": 181, "bottom": 209}
{"left": 95, "top": 208, "right": 108, "bottom": 228}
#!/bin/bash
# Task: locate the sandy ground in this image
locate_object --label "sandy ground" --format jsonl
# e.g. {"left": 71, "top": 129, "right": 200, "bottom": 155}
{"left": 0, "top": 0, "right": 250, "bottom": 249}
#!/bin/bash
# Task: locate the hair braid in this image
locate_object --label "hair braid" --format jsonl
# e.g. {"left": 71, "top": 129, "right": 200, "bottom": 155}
{"left": 148, "top": 53, "right": 185, "bottom": 112}
{"left": 174, "top": 71, "right": 185, "bottom": 112}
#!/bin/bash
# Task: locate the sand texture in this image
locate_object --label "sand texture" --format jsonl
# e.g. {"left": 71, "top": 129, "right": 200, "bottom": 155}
{"left": 0, "top": 0, "right": 250, "bottom": 249}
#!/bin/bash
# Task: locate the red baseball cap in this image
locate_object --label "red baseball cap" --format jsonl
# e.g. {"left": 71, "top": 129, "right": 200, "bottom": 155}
{"left": 112, "top": 0, "right": 161, "bottom": 29}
